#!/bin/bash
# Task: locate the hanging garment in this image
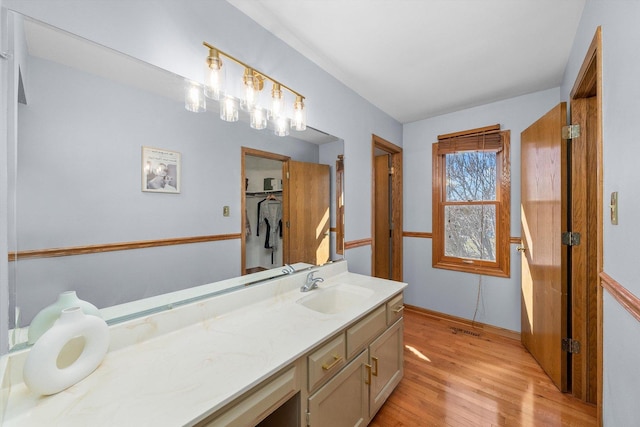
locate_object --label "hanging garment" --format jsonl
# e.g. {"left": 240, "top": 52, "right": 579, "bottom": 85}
{"left": 256, "top": 198, "right": 266, "bottom": 236}
{"left": 245, "top": 208, "right": 252, "bottom": 236}
{"left": 258, "top": 199, "right": 282, "bottom": 250}
{"left": 264, "top": 218, "right": 271, "bottom": 249}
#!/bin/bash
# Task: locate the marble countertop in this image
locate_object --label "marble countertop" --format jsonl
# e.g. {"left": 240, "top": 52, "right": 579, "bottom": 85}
{"left": 2, "top": 263, "right": 406, "bottom": 426}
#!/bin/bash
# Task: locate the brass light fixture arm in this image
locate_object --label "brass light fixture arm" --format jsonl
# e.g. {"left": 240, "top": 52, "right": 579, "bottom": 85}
{"left": 203, "top": 41, "right": 305, "bottom": 100}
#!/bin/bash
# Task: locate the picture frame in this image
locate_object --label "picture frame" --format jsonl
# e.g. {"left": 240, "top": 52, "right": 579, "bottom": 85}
{"left": 142, "top": 146, "right": 181, "bottom": 193}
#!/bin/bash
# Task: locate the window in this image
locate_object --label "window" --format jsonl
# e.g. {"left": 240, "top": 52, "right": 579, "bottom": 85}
{"left": 432, "top": 125, "right": 510, "bottom": 277}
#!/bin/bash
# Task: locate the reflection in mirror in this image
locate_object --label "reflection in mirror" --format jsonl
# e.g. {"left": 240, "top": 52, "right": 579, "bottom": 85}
{"left": 7, "top": 14, "right": 343, "bottom": 351}
{"left": 244, "top": 154, "right": 285, "bottom": 273}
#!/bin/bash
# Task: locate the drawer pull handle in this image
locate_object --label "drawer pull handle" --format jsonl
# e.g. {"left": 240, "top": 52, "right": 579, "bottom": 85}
{"left": 322, "top": 355, "right": 343, "bottom": 371}
{"left": 372, "top": 356, "right": 379, "bottom": 376}
{"left": 393, "top": 305, "right": 405, "bottom": 314}
{"left": 365, "top": 364, "right": 372, "bottom": 385}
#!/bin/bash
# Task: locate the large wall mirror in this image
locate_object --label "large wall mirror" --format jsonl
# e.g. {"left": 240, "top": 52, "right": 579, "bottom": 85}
{"left": 6, "top": 13, "right": 344, "bottom": 351}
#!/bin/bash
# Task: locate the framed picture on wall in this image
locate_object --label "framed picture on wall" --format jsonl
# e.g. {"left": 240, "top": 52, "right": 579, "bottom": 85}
{"left": 142, "top": 146, "right": 181, "bottom": 193}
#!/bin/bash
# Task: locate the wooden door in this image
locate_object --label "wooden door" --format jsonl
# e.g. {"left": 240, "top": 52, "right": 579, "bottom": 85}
{"left": 520, "top": 103, "right": 569, "bottom": 392}
{"left": 374, "top": 154, "right": 391, "bottom": 279}
{"left": 284, "top": 160, "right": 330, "bottom": 266}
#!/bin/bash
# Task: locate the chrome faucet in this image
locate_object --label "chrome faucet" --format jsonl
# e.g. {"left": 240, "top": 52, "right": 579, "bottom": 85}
{"left": 301, "top": 270, "right": 324, "bottom": 292}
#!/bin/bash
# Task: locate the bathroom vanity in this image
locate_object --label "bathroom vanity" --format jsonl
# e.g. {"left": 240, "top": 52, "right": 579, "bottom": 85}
{"left": 1, "top": 261, "right": 406, "bottom": 426}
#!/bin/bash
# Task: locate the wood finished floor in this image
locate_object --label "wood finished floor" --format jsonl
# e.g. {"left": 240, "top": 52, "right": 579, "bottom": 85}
{"left": 370, "top": 308, "right": 597, "bottom": 427}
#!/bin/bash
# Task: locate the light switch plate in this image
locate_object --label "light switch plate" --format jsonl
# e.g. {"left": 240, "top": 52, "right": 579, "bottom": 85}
{"left": 610, "top": 192, "right": 618, "bottom": 225}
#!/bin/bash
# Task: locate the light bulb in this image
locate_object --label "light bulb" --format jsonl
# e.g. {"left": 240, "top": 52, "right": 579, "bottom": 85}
{"left": 274, "top": 116, "right": 290, "bottom": 137}
{"left": 270, "top": 83, "right": 285, "bottom": 119}
{"left": 241, "top": 68, "right": 261, "bottom": 112}
{"left": 204, "top": 48, "right": 225, "bottom": 100}
{"left": 250, "top": 107, "right": 267, "bottom": 130}
{"left": 293, "top": 95, "right": 306, "bottom": 131}
{"left": 220, "top": 95, "right": 238, "bottom": 122}
{"left": 184, "top": 80, "right": 205, "bottom": 113}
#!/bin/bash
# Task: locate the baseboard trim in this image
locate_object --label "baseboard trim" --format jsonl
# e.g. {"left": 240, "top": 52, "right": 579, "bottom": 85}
{"left": 405, "top": 304, "right": 521, "bottom": 341}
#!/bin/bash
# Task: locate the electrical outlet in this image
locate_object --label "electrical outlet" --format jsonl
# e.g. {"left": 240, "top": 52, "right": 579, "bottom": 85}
{"left": 223, "top": 206, "right": 230, "bottom": 217}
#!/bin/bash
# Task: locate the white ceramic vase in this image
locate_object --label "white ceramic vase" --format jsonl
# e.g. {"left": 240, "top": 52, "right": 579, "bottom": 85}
{"left": 28, "top": 291, "right": 102, "bottom": 344}
{"left": 23, "top": 306, "right": 110, "bottom": 396}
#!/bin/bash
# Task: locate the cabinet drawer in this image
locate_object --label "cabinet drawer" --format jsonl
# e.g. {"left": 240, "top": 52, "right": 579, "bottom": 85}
{"left": 308, "top": 333, "right": 346, "bottom": 391}
{"left": 346, "top": 305, "right": 386, "bottom": 359}
{"left": 386, "top": 293, "right": 404, "bottom": 325}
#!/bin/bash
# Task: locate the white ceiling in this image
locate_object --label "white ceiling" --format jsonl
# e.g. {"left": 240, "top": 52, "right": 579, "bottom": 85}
{"left": 227, "top": 0, "right": 586, "bottom": 124}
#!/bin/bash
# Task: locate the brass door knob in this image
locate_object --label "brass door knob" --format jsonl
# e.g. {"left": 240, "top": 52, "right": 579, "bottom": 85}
{"left": 517, "top": 246, "right": 527, "bottom": 253}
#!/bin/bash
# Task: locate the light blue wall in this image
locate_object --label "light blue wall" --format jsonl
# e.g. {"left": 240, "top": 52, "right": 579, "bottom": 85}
{"left": 560, "top": 1, "right": 640, "bottom": 425}
{"left": 402, "top": 88, "right": 561, "bottom": 332}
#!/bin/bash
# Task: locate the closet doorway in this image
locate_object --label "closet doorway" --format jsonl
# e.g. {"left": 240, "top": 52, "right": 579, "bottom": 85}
{"left": 241, "top": 147, "right": 331, "bottom": 275}
{"left": 242, "top": 148, "right": 288, "bottom": 275}
{"left": 371, "top": 135, "right": 403, "bottom": 281}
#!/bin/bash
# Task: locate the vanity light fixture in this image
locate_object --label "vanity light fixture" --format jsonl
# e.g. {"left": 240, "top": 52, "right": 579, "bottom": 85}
{"left": 293, "top": 95, "right": 306, "bottom": 131}
{"left": 274, "top": 116, "right": 290, "bottom": 137}
{"left": 241, "top": 67, "right": 264, "bottom": 112}
{"left": 189, "top": 41, "right": 307, "bottom": 137}
{"left": 184, "top": 80, "right": 206, "bottom": 113}
{"left": 204, "top": 47, "right": 224, "bottom": 100}
{"left": 250, "top": 107, "right": 267, "bottom": 130}
{"left": 220, "top": 94, "right": 239, "bottom": 122}
{"left": 270, "top": 83, "right": 285, "bottom": 119}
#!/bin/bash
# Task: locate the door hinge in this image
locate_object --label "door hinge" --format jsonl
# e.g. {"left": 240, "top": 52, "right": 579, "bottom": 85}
{"left": 562, "top": 338, "right": 581, "bottom": 354}
{"left": 562, "top": 124, "right": 581, "bottom": 139}
{"left": 561, "top": 231, "right": 581, "bottom": 246}
{"left": 286, "top": 171, "right": 290, "bottom": 179}
{"left": 286, "top": 221, "right": 290, "bottom": 228}
{"left": 389, "top": 166, "right": 395, "bottom": 176}
{"left": 306, "top": 410, "right": 311, "bottom": 426}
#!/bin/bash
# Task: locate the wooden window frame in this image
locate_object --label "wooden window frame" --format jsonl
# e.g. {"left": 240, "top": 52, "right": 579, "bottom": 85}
{"left": 432, "top": 125, "right": 511, "bottom": 278}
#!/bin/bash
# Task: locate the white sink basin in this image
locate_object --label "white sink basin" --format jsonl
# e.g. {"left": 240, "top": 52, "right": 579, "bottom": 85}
{"left": 297, "top": 283, "right": 375, "bottom": 314}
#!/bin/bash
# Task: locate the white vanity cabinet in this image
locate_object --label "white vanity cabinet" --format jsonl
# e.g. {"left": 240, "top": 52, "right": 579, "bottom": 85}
{"left": 2, "top": 262, "right": 408, "bottom": 427}
{"left": 305, "top": 292, "right": 404, "bottom": 427}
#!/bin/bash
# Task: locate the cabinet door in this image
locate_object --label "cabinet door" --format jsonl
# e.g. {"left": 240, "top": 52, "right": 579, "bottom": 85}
{"left": 369, "top": 318, "right": 403, "bottom": 417}
{"left": 308, "top": 350, "right": 368, "bottom": 427}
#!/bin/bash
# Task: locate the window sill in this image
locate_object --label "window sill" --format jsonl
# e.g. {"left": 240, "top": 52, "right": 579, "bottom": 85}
{"left": 433, "top": 259, "right": 510, "bottom": 278}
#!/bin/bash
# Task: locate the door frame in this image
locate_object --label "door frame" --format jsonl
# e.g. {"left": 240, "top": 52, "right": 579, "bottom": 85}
{"left": 241, "top": 147, "right": 289, "bottom": 275}
{"left": 371, "top": 135, "right": 403, "bottom": 281}
{"left": 569, "top": 27, "right": 603, "bottom": 420}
